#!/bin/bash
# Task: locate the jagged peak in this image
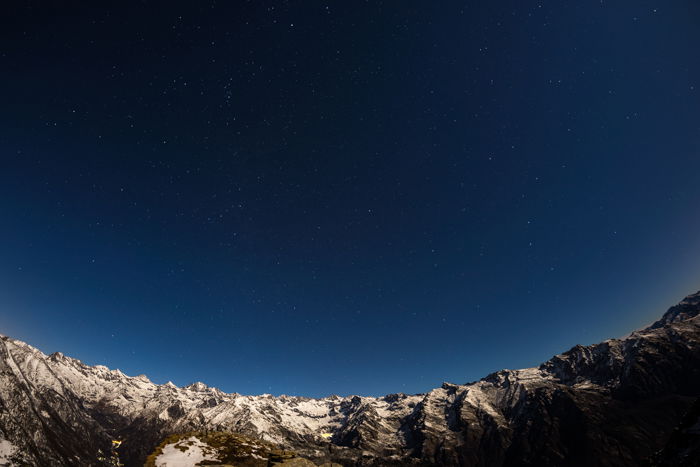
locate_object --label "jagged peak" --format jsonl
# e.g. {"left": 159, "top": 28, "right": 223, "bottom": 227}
{"left": 134, "top": 374, "right": 151, "bottom": 383}
{"left": 679, "top": 290, "right": 700, "bottom": 305}
{"left": 481, "top": 368, "right": 516, "bottom": 385}
{"left": 648, "top": 290, "right": 700, "bottom": 330}
{"left": 185, "top": 381, "right": 208, "bottom": 391}
{"left": 441, "top": 381, "right": 459, "bottom": 391}
{"left": 381, "top": 392, "right": 411, "bottom": 403}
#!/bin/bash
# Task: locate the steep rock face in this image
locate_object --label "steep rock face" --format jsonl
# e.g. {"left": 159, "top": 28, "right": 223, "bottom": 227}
{"left": 0, "top": 340, "right": 113, "bottom": 465}
{"left": 0, "top": 291, "right": 699, "bottom": 466}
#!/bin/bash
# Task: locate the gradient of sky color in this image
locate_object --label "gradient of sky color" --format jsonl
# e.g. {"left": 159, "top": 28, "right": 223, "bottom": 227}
{"left": 1, "top": 1, "right": 699, "bottom": 397}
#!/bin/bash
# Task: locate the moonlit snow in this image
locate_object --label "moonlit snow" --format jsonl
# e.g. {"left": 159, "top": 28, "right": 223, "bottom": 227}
{"left": 155, "top": 436, "right": 218, "bottom": 467}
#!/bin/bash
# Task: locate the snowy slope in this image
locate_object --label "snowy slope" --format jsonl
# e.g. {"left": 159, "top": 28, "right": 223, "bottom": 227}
{"left": 154, "top": 436, "right": 218, "bottom": 467}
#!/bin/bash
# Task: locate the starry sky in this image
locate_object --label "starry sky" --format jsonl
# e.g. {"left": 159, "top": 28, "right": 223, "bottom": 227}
{"left": 1, "top": 1, "right": 700, "bottom": 398}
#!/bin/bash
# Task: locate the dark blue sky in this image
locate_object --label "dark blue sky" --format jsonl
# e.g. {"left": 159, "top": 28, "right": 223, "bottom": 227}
{"left": 1, "top": 1, "right": 699, "bottom": 397}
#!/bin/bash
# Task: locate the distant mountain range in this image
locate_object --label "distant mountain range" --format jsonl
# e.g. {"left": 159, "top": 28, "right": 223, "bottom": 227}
{"left": 1, "top": 291, "right": 699, "bottom": 466}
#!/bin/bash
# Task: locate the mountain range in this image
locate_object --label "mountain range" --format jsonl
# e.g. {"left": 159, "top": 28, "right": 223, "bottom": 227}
{"left": 1, "top": 291, "right": 699, "bottom": 466}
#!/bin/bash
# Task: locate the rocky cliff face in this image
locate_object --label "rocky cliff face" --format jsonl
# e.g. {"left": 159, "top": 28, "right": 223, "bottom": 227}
{"left": 1, "top": 291, "right": 700, "bottom": 466}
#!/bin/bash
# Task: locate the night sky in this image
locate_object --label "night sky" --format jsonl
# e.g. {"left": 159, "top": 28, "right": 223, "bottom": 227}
{"left": 1, "top": 1, "right": 700, "bottom": 398}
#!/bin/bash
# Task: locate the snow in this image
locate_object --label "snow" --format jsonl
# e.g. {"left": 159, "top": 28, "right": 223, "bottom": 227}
{"left": 155, "top": 436, "right": 218, "bottom": 467}
{"left": 0, "top": 438, "right": 18, "bottom": 466}
{"left": 464, "top": 385, "right": 504, "bottom": 422}
{"left": 514, "top": 367, "right": 546, "bottom": 382}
